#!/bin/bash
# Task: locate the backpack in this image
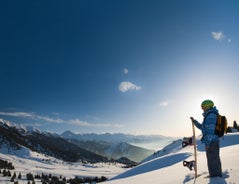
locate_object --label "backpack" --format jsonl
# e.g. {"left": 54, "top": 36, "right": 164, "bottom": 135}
{"left": 215, "top": 114, "right": 228, "bottom": 137}
{"left": 204, "top": 112, "right": 228, "bottom": 137}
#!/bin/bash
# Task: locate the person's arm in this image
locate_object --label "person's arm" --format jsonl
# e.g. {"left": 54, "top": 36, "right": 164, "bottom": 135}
{"left": 190, "top": 117, "right": 202, "bottom": 130}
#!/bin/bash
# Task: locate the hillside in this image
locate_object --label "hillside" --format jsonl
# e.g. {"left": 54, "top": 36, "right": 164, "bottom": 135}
{"left": 1, "top": 118, "right": 238, "bottom": 183}
{"left": 0, "top": 119, "right": 164, "bottom": 164}
{"left": 0, "top": 132, "right": 238, "bottom": 183}
{"left": 61, "top": 131, "right": 174, "bottom": 150}
{"left": 0, "top": 119, "right": 108, "bottom": 163}
{"left": 68, "top": 139, "right": 153, "bottom": 162}
{"left": 104, "top": 133, "right": 239, "bottom": 184}
{"left": 0, "top": 146, "right": 126, "bottom": 183}
{"left": 61, "top": 131, "right": 174, "bottom": 162}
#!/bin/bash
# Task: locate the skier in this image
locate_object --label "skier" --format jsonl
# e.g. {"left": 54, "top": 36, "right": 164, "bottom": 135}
{"left": 190, "top": 99, "right": 222, "bottom": 177}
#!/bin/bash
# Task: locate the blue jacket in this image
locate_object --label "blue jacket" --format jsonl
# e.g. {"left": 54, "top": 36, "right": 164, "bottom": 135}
{"left": 193, "top": 107, "right": 219, "bottom": 146}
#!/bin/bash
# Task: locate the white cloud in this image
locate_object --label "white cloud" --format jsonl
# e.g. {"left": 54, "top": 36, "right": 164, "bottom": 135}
{"left": 212, "top": 31, "right": 225, "bottom": 41}
{"left": 160, "top": 101, "right": 169, "bottom": 107}
{"left": 0, "top": 111, "right": 124, "bottom": 128}
{"left": 211, "top": 31, "right": 231, "bottom": 43}
{"left": 36, "top": 116, "right": 64, "bottom": 123}
{"left": 119, "top": 81, "right": 142, "bottom": 92}
{"left": 0, "top": 112, "right": 123, "bottom": 128}
{"left": 0, "top": 112, "right": 33, "bottom": 118}
{"left": 69, "top": 119, "right": 91, "bottom": 126}
{"left": 123, "top": 68, "right": 129, "bottom": 74}
{"left": 69, "top": 118, "right": 124, "bottom": 128}
{"left": 0, "top": 111, "right": 64, "bottom": 124}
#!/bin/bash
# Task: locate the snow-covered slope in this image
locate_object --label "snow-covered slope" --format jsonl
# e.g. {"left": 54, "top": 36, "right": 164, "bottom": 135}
{"left": 0, "top": 119, "right": 110, "bottom": 163}
{"left": 104, "top": 133, "right": 239, "bottom": 184}
{"left": 1, "top": 133, "right": 238, "bottom": 184}
{"left": 0, "top": 145, "right": 127, "bottom": 183}
{"left": 0, "top": 119, "right": 172, "bottom": 164}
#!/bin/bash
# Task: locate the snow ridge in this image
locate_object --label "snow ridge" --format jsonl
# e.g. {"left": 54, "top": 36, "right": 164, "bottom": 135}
{"left": 105, "top": 133, "right": 239, "bottom": 184}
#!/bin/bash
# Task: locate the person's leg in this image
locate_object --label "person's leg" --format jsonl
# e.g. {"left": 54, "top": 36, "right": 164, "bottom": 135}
{"left": 206, "top": 141, "right": 222, "bottom": 177}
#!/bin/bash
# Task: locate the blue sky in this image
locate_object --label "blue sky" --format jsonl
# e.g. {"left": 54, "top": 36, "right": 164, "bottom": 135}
{"left": 0, "top": 0, "right": 239, "bottom": 136}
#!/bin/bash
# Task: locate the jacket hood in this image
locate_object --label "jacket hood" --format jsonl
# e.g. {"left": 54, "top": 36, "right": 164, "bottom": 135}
{"left": 202, "top": 106, "right": 218, "bottom": 117}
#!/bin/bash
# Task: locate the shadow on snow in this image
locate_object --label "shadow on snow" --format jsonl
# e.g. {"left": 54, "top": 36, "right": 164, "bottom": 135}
{"left": 111, "top": 153, "right": 190, "bottom": 180}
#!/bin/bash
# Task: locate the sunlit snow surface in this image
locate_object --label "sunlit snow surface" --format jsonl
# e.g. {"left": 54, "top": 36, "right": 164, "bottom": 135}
{"left": 105, "top": 133, "right": 239, "bottom": 184}
{"left": 1, "top": 133, "right": 239, "bottom": 183}
{"left": 0, "top": 145, "right": 127, "bottom": 183}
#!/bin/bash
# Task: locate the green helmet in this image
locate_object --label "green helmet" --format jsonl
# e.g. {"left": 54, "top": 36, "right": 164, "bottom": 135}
{"left": 201, "top": 100, "right": 214, "bottom": 109}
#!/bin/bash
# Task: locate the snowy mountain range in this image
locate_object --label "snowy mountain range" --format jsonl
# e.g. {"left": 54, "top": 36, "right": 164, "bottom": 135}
{"left": 61, "top": 131, "right": 174, "bottom": 162}
{"left": 0, "top": 119, "right": 108, "bottom": 163}
{"left": 61, "top": 130, "right": 174, "bottom": 150}
{"left": 0, "top": 119, "right": 172, "bottom": 164}
{"left": 0, "top": 127, "right": 238, "bottom": 183}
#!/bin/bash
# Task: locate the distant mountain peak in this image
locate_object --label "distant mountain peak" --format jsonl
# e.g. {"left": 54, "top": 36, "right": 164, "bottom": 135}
{"left": 0, "top": 118, "right": 14, "bottom": 127}
{"left": 0, "top": 119, "right": 109, "bottom": 163}
{"left": 61, "top": 130, "right": 75, "bottom": 137}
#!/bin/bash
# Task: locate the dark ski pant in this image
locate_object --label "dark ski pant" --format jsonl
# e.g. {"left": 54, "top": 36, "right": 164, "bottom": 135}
{"left": 206, "top": 141, "right": 222, "bottom": 177}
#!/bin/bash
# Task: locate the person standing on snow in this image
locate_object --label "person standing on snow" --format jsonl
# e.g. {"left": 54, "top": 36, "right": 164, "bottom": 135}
{"left": 190, "top": 99, "right": 222, "bottom": 177}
